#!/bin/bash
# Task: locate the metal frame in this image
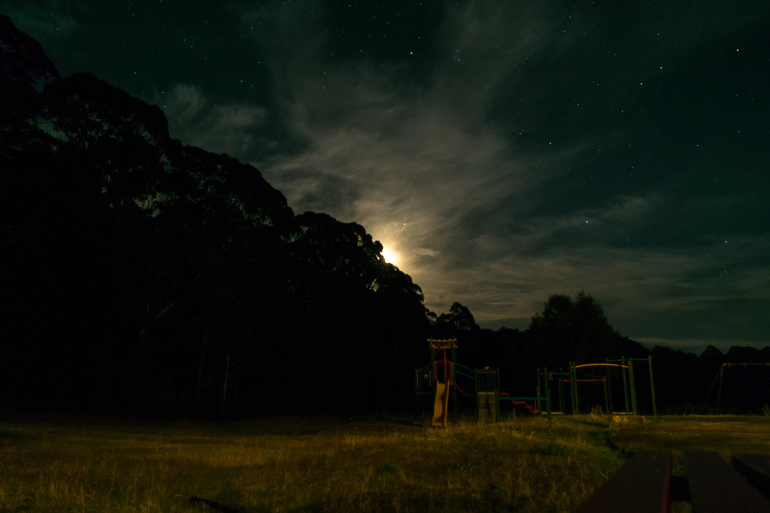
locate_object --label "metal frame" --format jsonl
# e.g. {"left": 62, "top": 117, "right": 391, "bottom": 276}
{"left": 565, "top": 356, "right": 657, "bottom": 416}
{"left": 710, "top": 362, "right": 770, "bottom": 413}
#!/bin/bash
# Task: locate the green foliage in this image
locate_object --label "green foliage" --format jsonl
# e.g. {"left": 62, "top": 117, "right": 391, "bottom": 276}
{"left": 763, "top": 404, "right": 770, "bottom": 417}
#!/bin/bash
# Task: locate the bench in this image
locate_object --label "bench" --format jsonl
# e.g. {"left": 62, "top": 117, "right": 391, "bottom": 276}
{"left": 576, "top": 451, "right": 770, "bottom": 513}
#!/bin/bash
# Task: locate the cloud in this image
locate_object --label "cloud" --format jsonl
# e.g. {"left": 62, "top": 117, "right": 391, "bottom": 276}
{"left": 445, "top": 229, "right": 770, "bottom": 348}
{"left": 246, "top": 6, "right": 583, "bottom": 272}
{"left": 0, "top": 0, "right": 81, "bottom": 40}
{"left": 159, "top": 84, "right": 268, "bottom": 157}
{"left": 161, "top": 2, "right": 769, "bottom": 350}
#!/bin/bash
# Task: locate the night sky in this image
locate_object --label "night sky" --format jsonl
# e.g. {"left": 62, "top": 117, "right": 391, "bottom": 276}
{"left": 4, "top": 1, "right": 769, "bottom": 352}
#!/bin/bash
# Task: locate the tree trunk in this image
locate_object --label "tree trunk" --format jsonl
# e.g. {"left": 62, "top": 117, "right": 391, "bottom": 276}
{"left": 221, "top": 352, "right": 230, "bottom": 414}
{"left": 195, "top": 329, "right": 207, "bottom": 407}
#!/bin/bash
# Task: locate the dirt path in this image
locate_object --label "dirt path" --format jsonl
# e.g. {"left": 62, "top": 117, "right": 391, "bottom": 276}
{"left": 612, "top": 415, "right": 770, "bottom": 456}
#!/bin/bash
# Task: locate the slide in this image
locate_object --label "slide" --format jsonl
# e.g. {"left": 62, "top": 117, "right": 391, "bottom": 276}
{"left": 513, "top": 400, "right": 539, "bottom": 415}
{"left": 500, "top": 393, "right": 539, "bottom": 415}
{"left": 432, "top": 381, "right": 450, "bottom": 427}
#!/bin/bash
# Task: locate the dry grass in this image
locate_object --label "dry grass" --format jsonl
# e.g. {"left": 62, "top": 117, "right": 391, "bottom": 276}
{"left": 612, "top": 415, "right": 770, "bottom": 457}
{"left": 0, "top": 414, "right": 625, "bottom": 512}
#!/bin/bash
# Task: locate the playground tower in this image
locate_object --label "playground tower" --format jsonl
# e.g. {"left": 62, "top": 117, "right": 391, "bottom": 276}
{"left": 428, "top": 338, "right": 457, "bottom": 427}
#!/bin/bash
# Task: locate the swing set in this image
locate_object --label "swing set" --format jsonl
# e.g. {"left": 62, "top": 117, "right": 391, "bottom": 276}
{"left": 705, "top": 362, "right": 770, "bottom": 414}
{"left": 535, "top": 357, "right": 658, "bottom": 416}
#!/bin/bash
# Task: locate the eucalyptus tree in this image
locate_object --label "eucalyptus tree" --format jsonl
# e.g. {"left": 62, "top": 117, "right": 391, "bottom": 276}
{"left": 1, "top": 15, "right": 435, "bottom": 416}
{"left": 526, "top": 291, "right": 623, "bottom": 368}
{"left": 281, "top": 212, "right": 431, "bottom": 412}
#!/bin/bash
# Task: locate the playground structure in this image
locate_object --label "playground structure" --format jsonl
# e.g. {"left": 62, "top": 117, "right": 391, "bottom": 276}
{"left": 706, "top": 362, "right": 770, "bottom": 413}
{"left": 416, "top": 343, "right": 660, "bottom": 424}
{"left": 536, "top": 357, "right": 658, "bottom": 416}
{"left": 426, "top": 338, "right": 457, "bottom": 427}
{"left": 415, "top": 339, "right": 547, "bottom": 425}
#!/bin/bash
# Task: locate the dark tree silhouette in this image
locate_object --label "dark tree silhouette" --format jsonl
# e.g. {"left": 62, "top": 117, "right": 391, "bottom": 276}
{"left": 3, "top": 16, "right": 769, "bottom": 417}
{"left": 435, "top": 302, "right": 479, "bottom": 336}
{"left": 1, "top": 15, "right": 433, "bottom": 416}
{"left": 525, "top": 291, "right": 623, "bottom": 368}
{"left": 276, "top": 212, "right": 430, "bottom": 413}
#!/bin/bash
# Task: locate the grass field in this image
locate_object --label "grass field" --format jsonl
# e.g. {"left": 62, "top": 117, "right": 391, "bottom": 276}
{"left": 612, "top": 414, "right": 770, "bottom": 457}
{"left": 0, "top": 414, "right": 625, "bottom": 513}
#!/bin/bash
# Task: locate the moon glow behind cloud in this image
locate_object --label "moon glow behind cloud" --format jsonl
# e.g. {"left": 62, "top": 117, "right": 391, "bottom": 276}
{"left": 382, "top": 248, "right": 398, "bottom": 266}
{"left": 9, "top": 0, "right": 768, "bottom": 352}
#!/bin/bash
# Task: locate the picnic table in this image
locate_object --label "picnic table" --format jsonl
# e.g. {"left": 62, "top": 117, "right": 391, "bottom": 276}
{"left": 576, "top": 451, "right": 770, "bottom": 513}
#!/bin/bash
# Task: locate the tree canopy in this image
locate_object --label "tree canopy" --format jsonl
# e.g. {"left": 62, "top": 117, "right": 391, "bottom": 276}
{"left": 525, "top": 291, "right": 623, "bottom": 367}
{"left": 0, "top": 17, "right": 429, "bottom": 417}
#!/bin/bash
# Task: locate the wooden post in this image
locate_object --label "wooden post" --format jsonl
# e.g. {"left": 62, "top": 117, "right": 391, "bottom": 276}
{"left": 716, "top": 364, "right": 725, "bottom": 414}
{"left": 452, "top": 342, "right": 458, "bottom": 417}
{"left": 544, "top": 367, "right": 551, "bottom": 420}
{"left": 496, "top": 368, "right": 500, "bottom": 422}
{"left": 195, "top": 329, "right": 208, "bottom": 407}
{"left": 621, "top": 356, "right": 630, "bottom": 414}
{"left": 429, "top": 343, "right": 435, "bottom": 385}
{"left": 628, "top": 359, "right": 638, "bottom": 415}
{"left": 605, "top": 358, "right": 614, "bottom": 414}
{"left": 648, "top": 356, "right": 658, "bottom": 416}
{"left": 221, "top": 352, "right": 230, "bottom": 414}
{"left": 571, "top": 362, "right": 579, "bottom": 414}
{"left": 603, "top": 379, "right": 610, "bottom": 413}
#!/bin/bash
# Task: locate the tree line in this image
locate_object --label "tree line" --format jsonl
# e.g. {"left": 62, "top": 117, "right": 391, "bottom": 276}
{"left": 1, "top": 16, "right": 430, "bottom": 417}
{"left": 2, "top": 16, "right": 767, "bottom": 418}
